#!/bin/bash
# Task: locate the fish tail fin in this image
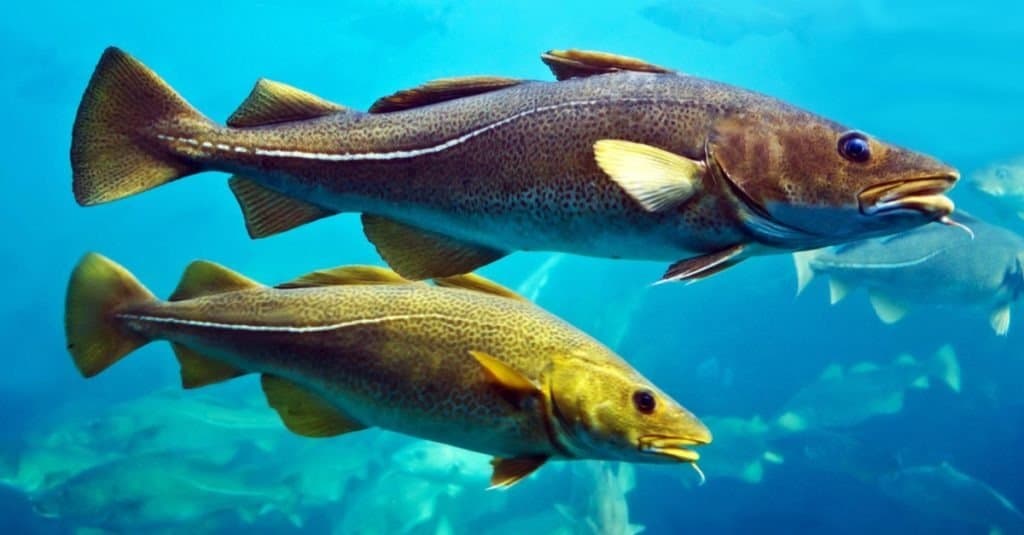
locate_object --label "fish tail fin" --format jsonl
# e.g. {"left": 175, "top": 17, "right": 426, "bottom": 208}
{"left": 792, "top": 249, "right": 821, "bottom": 296}
{"left": 930, "top": 344, "right": 961, "bottom": 393}
{"left": 65, "top": 253, "right": 157, "bottom": 377}
{"left": 72, "top": 47, "right": 212, "bottom": 206}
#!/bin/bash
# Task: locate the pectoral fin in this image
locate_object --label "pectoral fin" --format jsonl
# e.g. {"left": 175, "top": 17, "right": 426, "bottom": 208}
{"left": 594, "top": 139, "right": 703, "bottom": 211}
{"left": 541, "top": 49, "right": 673, "bottom": 80}
{"left": 990, "top": 304, "right": 1011, "bottom": 336}
{"left": 469, "top": 350, "right": 541, "bottom": 407}
{"left": 261, "top": 374, "right": 367, "bottom": 438}
{"left": 227, "top": 79, "right": 348, "bottom": 127}
{"left": 229, "top": 176, "right": 337, "bottom": 239}
{"left": 172, "top": 344, "right": 247, "bottom": 388}
{"left": 659, "top": 244, "right": 746, "bottom": 283}
{"left": 868, "top": 292, "right": 909, "bottom": 324}
{"left": 489, "top": 456, "right": 548, "bottom": 489}
{"left": 277, "top": 265, "right": 409, "bottom": 289}
{"left": 361, "top": 214, "right": 506, "bottom": 279}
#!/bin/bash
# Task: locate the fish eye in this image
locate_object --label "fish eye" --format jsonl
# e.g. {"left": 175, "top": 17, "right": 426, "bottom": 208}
{"left": 632, "top": 390, "right": 656, "bottom": 414}
{"left": 837, "top": 131, "right": 871, "bottom": 163}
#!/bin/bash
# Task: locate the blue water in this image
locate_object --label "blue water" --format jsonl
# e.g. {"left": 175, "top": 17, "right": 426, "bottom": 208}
{"left": 4, "top": 1, "right": 1024, "bottom": 533}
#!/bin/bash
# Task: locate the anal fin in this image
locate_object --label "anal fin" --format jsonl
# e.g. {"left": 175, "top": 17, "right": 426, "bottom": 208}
{"left": 173, "top": 344, "right": 247, "bottom": 388}
{"left": 361, "top": 214, "right": 506, "bottom": 279}
{"left": 990, "top": 304, "right": 1011, "bottom": 336}
{"left": 868, "top": 291, "right": 909, "bottom": 324}
{"left": 228, "top": 176, "right": 336, "bottom": 239}
{"left": 659, "top": 244, "right": 746, "bottom": 284}
{"left": 261, "top": 374, "right": 366, "bottom": 438}
{"left": 829, "top": 279, "right": 852, "bottom": 305}
{"left": 489, "top": 456, "right": 548, "bottom": 489}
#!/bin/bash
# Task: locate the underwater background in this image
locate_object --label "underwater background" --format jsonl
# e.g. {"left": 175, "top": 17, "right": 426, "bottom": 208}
{"left": 4, "top": 0, "right": 1024, "bottom": 533}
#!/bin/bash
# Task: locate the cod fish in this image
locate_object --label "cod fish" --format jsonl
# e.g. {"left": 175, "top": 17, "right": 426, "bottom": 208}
{"left": 794, "top": 212, "right": 1024, "bottom": 335}
{"left": 879, "top": 463, "right": 1024, "bottom": 534}
{"left": 971, "top": 156, "right": 1024, "bottom": 221}
{"left": 688, "top": 415, "right": 783, "bottom": 485}
{"left": 64, "top": 254, "right": 710, "bottom": 488}
{"left": 71, "top": 47, "right": 959, "bottom": 283}
{"left": 776, "top": 346, "right": 960, "bottom": 432}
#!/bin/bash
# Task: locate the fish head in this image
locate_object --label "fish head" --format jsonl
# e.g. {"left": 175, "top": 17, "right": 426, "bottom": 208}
{"left": 970, "top": 159, "right": 1024, "bottom": 199}
{"left": 707, "top": 110, "right": 958, "bottom": 246}
{"left": 547, "top": 353, "right": 711, "bottom": 463}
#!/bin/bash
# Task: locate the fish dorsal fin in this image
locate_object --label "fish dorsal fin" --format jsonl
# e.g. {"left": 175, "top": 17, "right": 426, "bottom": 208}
{"left": 829, "top": 279, "right": 852, "bottom": 305}
{"left": 895, "top": 354, "right": 917, "bottom": 366}
{"left": 172, "top": 344, "right": 247, "bottom": 388}
{"left": 820, "top": 363, "right": 843, "bottom": 380}
{"left": 868, "top": 291, "right": 909, "bottom": 324}
{"left": 434, "top": 273, "right": 526, "bottom": 302}
{"left": 277, "top": 265, "right": 410, "bottom": 289}
{"left": 659, "top": 244, "right": 746, "bottom": 283}
{"left": 850, "top": 362, "right": 880, "bottom": 374}
{"left": 227, "top": 79, "right": 348, "bottom": 127}
{"left": 361, "top": 214, "right": 506, "bottom": 280}
{"left": 469, "top": 350, "right": 541, "bottom": 407}
{"left": 369, "top": 76, "right": 523, "bottom": 113}
{"left": 169, "top": 260, "right": 262, "bottom": 301}
{"left": 489, "top": 456, "right": 548, "bottom": 489}
{"left": 990, "top": 304, "right": 1011, "bottom": 336}
{"left": 593, "top": 139, "right": 704, "bottom": 212}
{"left": 260, "top": 374, "right": 367, "bottom": 438}
{"left": 228, "top": 176, "right": 337, "bottom": 239}
{"left": 541, "top": 49, "right": 674, "bottom": 81}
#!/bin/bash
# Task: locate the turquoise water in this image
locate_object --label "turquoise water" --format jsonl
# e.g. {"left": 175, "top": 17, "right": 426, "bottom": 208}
{"left": 4, "top": 1, "right": 1024, "bottom": 533}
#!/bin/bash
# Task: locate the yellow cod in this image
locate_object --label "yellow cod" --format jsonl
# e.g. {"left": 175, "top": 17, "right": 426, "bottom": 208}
{"left": 71, "top": 48, "right": 959, "bottom": 282}
{"left": 65, "top": 254, "right": 711, "bottom": 487}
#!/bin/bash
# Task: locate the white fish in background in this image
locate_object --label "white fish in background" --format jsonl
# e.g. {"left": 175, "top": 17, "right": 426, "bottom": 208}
{"left": 685, "top": 416, "right": 783, "bottom": 485}
{"left": 971, "top": 156, "right": 1024, "bottom": 221}
{"left": 794, "top": 213, "right": 1024, "bottom": 335}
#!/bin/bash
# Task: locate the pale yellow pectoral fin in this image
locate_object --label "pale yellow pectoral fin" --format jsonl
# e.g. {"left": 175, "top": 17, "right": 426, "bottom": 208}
{"left": 594, "top": 139, "right": 703, "bottom": 212}
{"left": 469, "top": 350, "right": 541, "bottom": 406}
{"left": 369, "top": 76, "right": 523, "bottom": 113}
{"left": 229, "top": 176, "right": 337, "bottom": 239}
{"left": 362, "top": 214, "right": 506, "bottom": 280}
{"left": 990, "top": 305, "right": 1011, "bottom": 336}
{"left": 540, "top": 49, "right": 674, "bottom": 80}
{"left": 659, "top": 244, "right": 746, "bottom": 283}
{"left": 434, "top": 273, "right": 526, "bottom": 302}
{"left": 261, "top": 374, "right": 367, "bottom": 438}
{"left": 169, "top": 260, "right": 262, "bottom": 301}
{"left": 172, "top": 344, "right": 247, "bottom": 389}
{"left": 489, "top": 456, "right": 548, "bottom": 489}
{"left": 277, "top": 265, "right": 410, "bottom": 289}
{"left": 227, "top": 79, "right": 349, "bottom": 127}
{"left": 829, "top": 279, "right": 852, "bottom": 305}
{"left": 868, "top": 292, "right": 909, "bottom": 324}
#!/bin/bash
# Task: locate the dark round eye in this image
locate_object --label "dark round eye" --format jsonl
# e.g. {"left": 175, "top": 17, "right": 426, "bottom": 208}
{"left": 838, "top": 131, "right": 872, "bottom": 163}
{"left": 632, "top": 390, "right": 656, "bottom": 414}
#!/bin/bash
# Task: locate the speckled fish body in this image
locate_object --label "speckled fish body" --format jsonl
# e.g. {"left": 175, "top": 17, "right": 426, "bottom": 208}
{"left": 72, "top": 48, "right": 959, "bottom": 282}
{"left": 65, "top": 255, "right": 710, "bottom": 486}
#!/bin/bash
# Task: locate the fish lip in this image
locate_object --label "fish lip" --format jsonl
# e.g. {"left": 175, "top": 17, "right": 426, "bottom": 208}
{"left": 637, "top": 434, "right": 711, "bottom": 462}
{"left": 858, "top": 175, "right": 958, "bottom": 218}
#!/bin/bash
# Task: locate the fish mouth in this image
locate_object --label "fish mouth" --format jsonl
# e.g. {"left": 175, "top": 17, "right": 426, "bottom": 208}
{"left": 638, "top": 434, "right": 711, "bottom": 462}
{"left": 858, "top": 175, "right": 958, "bottom": 218}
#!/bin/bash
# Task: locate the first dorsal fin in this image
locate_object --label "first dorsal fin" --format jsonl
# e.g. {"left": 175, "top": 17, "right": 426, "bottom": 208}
{"left": 169, "top": 261, "right": 261, "bottom": 301}
{"left": 541, "top": 49, "right": 674, "bottom": 81}
{"left": 261, "top": 374, "right": 367, "bottom": 438}
{"left": 227, "top": 79, "right": 348, "bottom": 127}
{"left": 369, "top": 76, "right": 524, "bottom": 113}
{"left": 277, "top": 265, "right": 411, "bottom": 289}
{"left": 434, "top": 273, "right": 526, "bottom": 302}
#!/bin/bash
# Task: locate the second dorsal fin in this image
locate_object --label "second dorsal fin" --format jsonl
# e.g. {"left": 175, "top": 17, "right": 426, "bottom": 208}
{"left": 369, "top": 76, "right": 523, "bottom": 113}
{"left": 227, "top": 79, "right": 348, "bottom": 127}
{"left": 434, "top": 273, "right": 526, "bottom": 302}
{"left": 169, "top": 261, "right": 262, "bottom": 301}
{"left": 277, "top": 265, "right": 411, "bottom": 289}
{"left": 541, "top": 49, "right": 674, "bottom": 81}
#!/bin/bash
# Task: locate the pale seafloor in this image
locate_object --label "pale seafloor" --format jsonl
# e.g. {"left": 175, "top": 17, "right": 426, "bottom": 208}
{"left": 3, "top": 1, "right": 1024, "bottom": 533}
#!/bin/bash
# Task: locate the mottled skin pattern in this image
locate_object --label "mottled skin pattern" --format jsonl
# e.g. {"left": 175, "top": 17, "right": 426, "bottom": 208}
{"left": 809, "top": 216, "right": 1024, "bottom": 307}
{"left": 117, "top": 281, "right": 703, "bottom": 461}
{"left": 147, "top": 63, "right": 957, "bottom": 259}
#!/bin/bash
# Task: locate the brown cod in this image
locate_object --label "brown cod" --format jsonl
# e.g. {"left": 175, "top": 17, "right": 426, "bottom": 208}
{"left": 65, "top": 254, "right": 711, "bottom": 487}
{"left": 71, "top": 48, "right": 959, "bottom": 282}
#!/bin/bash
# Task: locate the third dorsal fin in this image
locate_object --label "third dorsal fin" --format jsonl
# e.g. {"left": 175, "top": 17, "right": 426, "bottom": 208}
{"left": 277, "top": 265, "right": 411, "bottom": 289}
{"left": 541, "top": 49, "right": 674, "bottom": 81}
{"left": 227, "top": 79, "right": 348, "bottom": 127}
{"left": 169, "top": 261, "right": 262, "bottom": 301}
{"left": 369, "top": 76, "right": 523, "bottom": 113}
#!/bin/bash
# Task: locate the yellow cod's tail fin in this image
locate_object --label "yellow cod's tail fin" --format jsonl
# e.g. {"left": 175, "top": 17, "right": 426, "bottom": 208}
{"left": 65, "top": 253, "right": 157, "bottom": 377}
{"left": 71, "top": 47, "right": 212, "bottom": 206}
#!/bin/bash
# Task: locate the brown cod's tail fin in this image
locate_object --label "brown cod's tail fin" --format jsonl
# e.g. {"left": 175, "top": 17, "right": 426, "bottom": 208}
{"left": 71, "top": 47, "right": 212, "bottom": 206}
{"left": 65, "top": 253, "right": 157, "bottom": 377}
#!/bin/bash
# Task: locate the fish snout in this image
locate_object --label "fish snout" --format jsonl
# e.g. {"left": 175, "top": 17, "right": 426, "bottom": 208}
{"left": 857, "top": 171, "right": 959, "bottom": 219}
{"left": 638, "top": 425, "right": 713, "bottom": 463}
